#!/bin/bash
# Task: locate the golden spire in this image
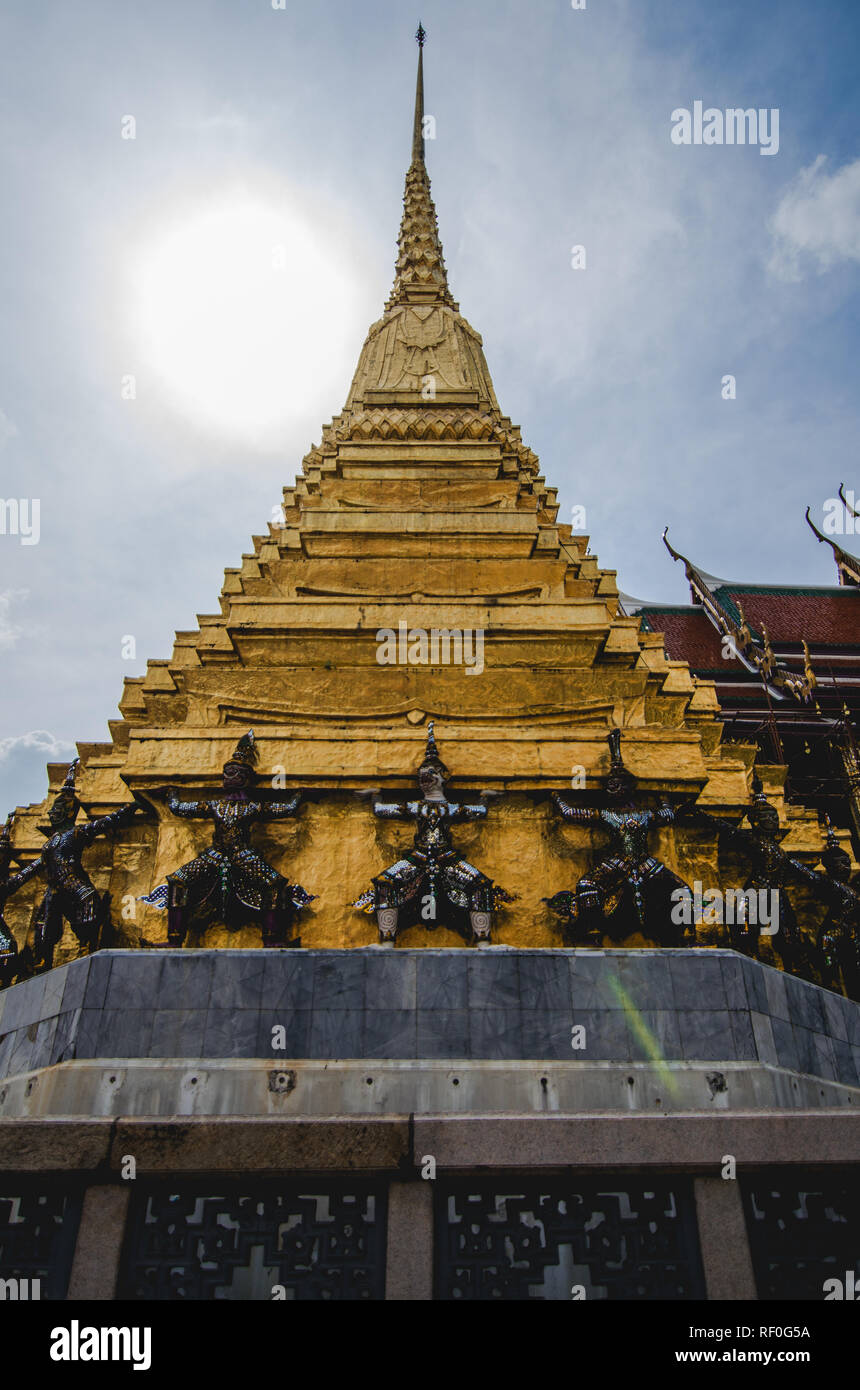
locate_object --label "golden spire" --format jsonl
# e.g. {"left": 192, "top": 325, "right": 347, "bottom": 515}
{"left": 341, "top": 26, "right": 500, "bottom": 414}
{"left": 386, "top": 25, "right": 455, "bottom": 310}
{"left": 412, "top": 22, "right": 426, "bottom": 164}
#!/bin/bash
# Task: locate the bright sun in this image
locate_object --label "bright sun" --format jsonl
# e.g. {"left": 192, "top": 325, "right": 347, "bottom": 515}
{"left": 129, "top": 191, "right": 366, "bottom": 449}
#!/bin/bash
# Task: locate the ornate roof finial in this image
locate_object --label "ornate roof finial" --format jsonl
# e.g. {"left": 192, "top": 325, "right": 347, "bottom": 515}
{"left": 838, "top": 483, "right": 859, "bottom": 520}
{"left": 805, "top": 505, "right": 860, "bottom": 587}
{"left": 412, "top": 23, "right": 426, "bottom": 166}
{"left": 802, "top": 639, "right": 817, "bottom": 691}
{"left": 664, "top": 528, "right": 812, "bottom": 703}
{"left": 385, "top": 26, "right": 454, "bottom": 310}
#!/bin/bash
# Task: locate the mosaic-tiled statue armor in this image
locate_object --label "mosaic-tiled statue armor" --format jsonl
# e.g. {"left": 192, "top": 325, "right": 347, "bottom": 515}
{"left": 353, "top": 723, "right": 513, "bottom": 944}
{"left": 31, "top": 761, "right": 145, "bottom": 968}
{"left": 0, "top": 812, "right": 42, "bottom": 983}
{"left": 142, "top": 732, "right": 313, "bottom": 947}
{"left": 688, "top": 777, "right": 805, "bottom": 969}
{"left": 790, "top": 821, "right": 860, "bottom": 998}
{"left": 545, "top": 729, "right": 693, "bottom": 946}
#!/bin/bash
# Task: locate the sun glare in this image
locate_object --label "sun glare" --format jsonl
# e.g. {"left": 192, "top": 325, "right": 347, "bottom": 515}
{"left": 129, "top": 192, "right": 365, "bottom": 448}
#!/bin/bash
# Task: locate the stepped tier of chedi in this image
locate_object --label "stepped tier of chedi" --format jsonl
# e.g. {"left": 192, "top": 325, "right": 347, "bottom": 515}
{"left": 1, "top": 35, "right": 855, "bottom": 983}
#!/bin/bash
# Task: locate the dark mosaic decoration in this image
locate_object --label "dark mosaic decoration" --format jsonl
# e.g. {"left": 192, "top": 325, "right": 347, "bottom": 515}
{"left": 139, "top": 731, "right": 314, "bottom": 948}
{"left": 353, "top": 723, "right": 513, "bottom": 944}
{"left": 546, "top": 730, "right": 694, "bottom": 947}
{"left": 435, "top": 1180, "right": 705, "bottom": 1300}
{"left": 741, "top": 1171, "right": 860, "bottom": 1301}
{"left": 119, "top": 1185, "right": 387, "bottom": 1300}
{"left": 0, "top": 1188, "right": 83, "bottom": 1299}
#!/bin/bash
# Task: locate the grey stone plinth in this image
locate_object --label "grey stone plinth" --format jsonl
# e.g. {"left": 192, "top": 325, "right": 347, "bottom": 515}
{"left": 0, "top": 949, "right": 855, "bottom": 1090}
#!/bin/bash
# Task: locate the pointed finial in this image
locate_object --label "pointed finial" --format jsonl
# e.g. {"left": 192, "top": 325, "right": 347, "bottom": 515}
{"left": 662, "top": 526, "right": 683, "bottom": 564}
{"left": 418, "top": 719, "right": 450, "bottom": 780}
{"left": 412, "top": 23, "right": 426, "bottom": 165}
{"left": 839, "top": 483, "right": 860, "bottom": 520}
{"left": 384, "top": 24, "right": 454, "bottom": 311}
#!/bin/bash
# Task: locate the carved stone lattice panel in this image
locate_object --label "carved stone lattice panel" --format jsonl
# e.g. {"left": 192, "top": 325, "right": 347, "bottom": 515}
{"left": 0, "top": 1188, "right": 83, "bottom": 1299}
{"left": 435, "top": 1181, "right": 705, "bottom": 1300}
{"left": 118, "top": 1186, "right": 387, "bottom": 1301}
{"left": 741, "top": 1171, "right": 860, "bottom": 1301}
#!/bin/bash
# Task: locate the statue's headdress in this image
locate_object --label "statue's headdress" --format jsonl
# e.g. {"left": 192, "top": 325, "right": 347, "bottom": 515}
{"left": 48, "top": 760, "right": 80, "bottom": 825}
{"left": 223, "top": 730, "right": 258, "bottom": 776}
{"left": 745, "top": 774, "right": 780, "bottom": 834}
{"left": 821, "top": 814, "right": 851, "bottom": 881}
{"left": 605, "top": 728, "right": 636, "bottom": 801}
{"left": 418, "top": 721, "right": 450, "bottom": 782}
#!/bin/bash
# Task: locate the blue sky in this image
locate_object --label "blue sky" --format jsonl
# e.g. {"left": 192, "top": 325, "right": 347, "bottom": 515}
{"left": 1, "top": 0, "right": 859, "bottom": 809}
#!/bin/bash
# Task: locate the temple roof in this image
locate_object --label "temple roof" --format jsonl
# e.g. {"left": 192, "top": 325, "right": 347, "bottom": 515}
{"left": 645, "top": 526, "right": 860, "bottom": 648}
{"left": 640, "top": 593, "right": 860, "bottom": 663}
{"left": 709, "top": 586, "right": 860, "bottom": 646}
{"left": 625, "top": 527, "right": 860, "bottom": 718}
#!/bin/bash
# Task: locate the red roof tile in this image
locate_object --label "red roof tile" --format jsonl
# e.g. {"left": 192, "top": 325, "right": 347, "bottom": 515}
{"left": 641, "top": 610, "right": 727, "bottom": 668}
{"left": 718, "top": 588, "right": 860, "bottom": 646}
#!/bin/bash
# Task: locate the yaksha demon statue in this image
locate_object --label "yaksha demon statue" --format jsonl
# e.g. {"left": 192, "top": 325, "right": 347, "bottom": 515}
{"left": 790, "top": 820, "right": 860, "bottom": 998}
{"left": 31, "top": 761, "right": 145, "bottom": 968}
{"left": 141, "top": 731, "right": 313, "bottom": 947}
{"left": 545, "top": 728, "right": 693, "bottom": 946}
{"left": 353, "top": 723, "right": 514, "bottom": 944}
{"left": 687, "top": 777, "right": 805, "bottom": 969}
{"left": 0, "top": 812, "right": 42, "bottom": 982}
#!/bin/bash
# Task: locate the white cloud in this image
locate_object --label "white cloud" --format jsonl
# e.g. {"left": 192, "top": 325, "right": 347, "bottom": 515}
{"left": 0, "top": 589, "right": 27, "bottom": 649}
{"left": 0, "top": 729, "right": 76, "bottom": 764}
{"left": 769, "top": 155, "right": 860, "bottom": 281}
